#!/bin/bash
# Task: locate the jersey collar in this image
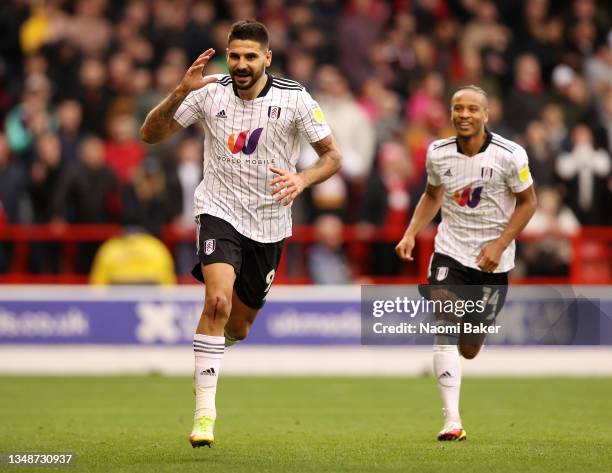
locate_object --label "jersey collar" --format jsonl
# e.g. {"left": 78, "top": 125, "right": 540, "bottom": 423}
{"left": 232, "top": 72, "right": 273, "bottom": 99}
{"left": 456, "top": 129, "right": 492, "bottom": 156}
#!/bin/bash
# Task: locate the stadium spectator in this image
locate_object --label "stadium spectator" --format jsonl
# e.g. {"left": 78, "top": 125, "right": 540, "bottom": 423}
{"left": 601, "top": 88, "right": 612, "bottom": 153}
{"left": 556, "top": 124, "right": 611, "bottom": 224}
{"left": 5, "top": 73, "right": 53, "bottom": 156}
{"left": 54, "top": 99, "right": 83, "bottom": 164}
{"left": 174, "top": 137, "right": 203, "bottom": 275}
{"left": 312, "top": 65, "right": 375, "bottom": 181}
{"left": 359, "top": 141, "right": 416, "bottom": 276}
{"left": 506, "top": 54, "right": 548, "bottom": 134}
{"left": 522, "top": 120, "right": 557, "bottom": 187}
{"left": 120, "top": 157, "right": 181, "bottom": 237}
{"left": 308, "top": 214, "right": 352, "bottom": 284}
{"left": 0, "top": 133, "right": 27, "bottom": 273}
{"left": 78, "top": 58, "right": 111, "bottom": 136}
{"left": 521, "top": 186, "right": 580, "bottom": 276}
{"left": 338, "top": 0, "right": 388, "bottom": 89}
{"left": 0, "top": 0, "right": 610, "bottom": 281}
{"left": 0, "top": 133, "right": 26, "bottom": 225}
{"left": 104, "top": 112, "right": 147, "bottom": 183}
{"left": 53, "top": 136, "right": 119, "bottom": 273}
{"left": 53, "top": 136, "right": 118, "bottom": 225}
{"left": 28, "top": 131, "right": 63, "bottom": 273}
{"left": 550, "top": 64, "right": 598, "bottom": 131}
{"left": 90, "top": 229, "right": 176, "bottom": 285}
{"left": 540, "top": 102, "right": 569, "bottom": 153}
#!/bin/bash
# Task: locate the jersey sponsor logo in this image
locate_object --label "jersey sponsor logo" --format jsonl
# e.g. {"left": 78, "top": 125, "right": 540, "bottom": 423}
{"left": 453, "top": 186, "right": 483, "bottom": 208}
{"left": 227, "top": 127, "right": 264, "bottom": 155}
{"left": 519, "top": 165, "right": 530, "bottom": 183}
{"left": 481, "top": 167, "right": 493, "bottom": 179}
{"left": 436, "top": 267, "right": 449, "bottom": 281}
{"left": 267, "top": 106, "right": 281, "bottom": 120}
{"left": 444, "top": 168, "right": 453, "bottom": 177}
{"left": 204, "top": 239, "right": 216, "bottom": 255}
{"left": 215, "top": 109, "right": 227, "bottom": 118}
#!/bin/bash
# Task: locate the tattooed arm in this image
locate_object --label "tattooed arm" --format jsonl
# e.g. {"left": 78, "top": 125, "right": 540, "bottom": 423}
{"left": 140, "top": 48, "right": 217, "bottom": 144}
{"left": 270, "top": 134, "right": 342, "bottom": 206}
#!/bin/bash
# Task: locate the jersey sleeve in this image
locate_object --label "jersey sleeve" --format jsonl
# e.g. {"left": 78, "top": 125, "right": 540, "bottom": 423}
{"left": 174, "top": 89, "right": 206, "bottom": 128}
{"left": 425, "top": 144, "right": 442, "bottom": 186}
{"left": 295, "top": 89, "right": 332, "bottom": 143}
{"left": 506, "top": 145, "right": 533, "bottom": 193}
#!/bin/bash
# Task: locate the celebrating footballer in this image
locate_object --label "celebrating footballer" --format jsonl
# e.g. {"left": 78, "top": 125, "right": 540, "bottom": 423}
{"left": 395, "top": 85, "right": 537, "bottom": 441}
{"left": 141, "top": 20, "right": 342, "bottom": 447}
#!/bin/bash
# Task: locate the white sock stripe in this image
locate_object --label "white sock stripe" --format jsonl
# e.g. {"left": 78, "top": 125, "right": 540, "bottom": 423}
{"left": 193, "top": 347, "right": 224, "bottom": 355}
{"left": 194, "top": 348, "right": 224, "bottom": 355}
{"left": 193, "top": 341, "right": 225, "bottom": 349}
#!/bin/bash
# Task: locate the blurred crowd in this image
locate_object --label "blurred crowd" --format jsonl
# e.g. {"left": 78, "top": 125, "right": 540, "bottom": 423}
{"left": 0, "top": 0, "right": 610, "bottom": 281}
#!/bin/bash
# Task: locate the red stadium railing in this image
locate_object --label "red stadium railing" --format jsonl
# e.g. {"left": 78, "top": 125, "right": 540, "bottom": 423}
{"left": 0, "top": 224, "right": 610, "bottom": 284}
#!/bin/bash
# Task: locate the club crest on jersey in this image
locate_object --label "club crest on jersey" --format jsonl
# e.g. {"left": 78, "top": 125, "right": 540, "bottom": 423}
{"left": 267, "top": 106, "right": 281, "bottom": 120}
{"left": 481, "top": 167, "right": 493, "bottom": 179}
{"left": 453, "top": 186, "right": 483, "bottom": 208}
{"left": 227, "top": 127, "right": 264, "bottom": 155}
{"left": 436, "top": 267, "right": 449, "bottom": 281}
{"left": 204, "top": 239, "right": 216, "bottom": 255}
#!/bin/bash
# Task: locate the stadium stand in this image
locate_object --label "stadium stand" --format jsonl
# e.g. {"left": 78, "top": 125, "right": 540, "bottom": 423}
{"left": 0, "top": 0, "right": 610, "bottom": 283}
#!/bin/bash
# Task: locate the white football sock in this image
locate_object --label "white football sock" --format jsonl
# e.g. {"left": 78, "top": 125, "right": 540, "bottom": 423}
{"left": 193, "top": 334, "right": 225, "bottom": 419}
{"left": 433, "top": 343, "right": 462, "bottom": 427}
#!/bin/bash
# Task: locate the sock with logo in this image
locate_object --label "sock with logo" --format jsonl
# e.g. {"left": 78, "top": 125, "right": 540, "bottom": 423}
{"left": 224, "top": 330, "right": 240, "bottom": 348}
{"left": 193, "top": 334, "right": 225, "bottom": 419}
{"left": 433, "top": 343, "right": 462, "bottom": 427}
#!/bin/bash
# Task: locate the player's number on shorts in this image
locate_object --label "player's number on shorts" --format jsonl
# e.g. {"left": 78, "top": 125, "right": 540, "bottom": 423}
{"left": 482, "top": 287, "right": 500, "bottom": 320}
{"left": 264, "top": 269, "right": 275, "bottom": 294}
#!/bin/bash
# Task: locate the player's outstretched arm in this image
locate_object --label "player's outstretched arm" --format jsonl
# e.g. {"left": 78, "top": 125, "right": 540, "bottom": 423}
{"left": 270, "top": 134, "right": 342, "bottom": 206}
{"left": 140, "top": 48, "right": 217, "bottom": 144}
{"left": 476, "top": 184, "right": 537, "bottom": 272}
{"left": 395, "top": 184, "right": 444, "bottom": 261}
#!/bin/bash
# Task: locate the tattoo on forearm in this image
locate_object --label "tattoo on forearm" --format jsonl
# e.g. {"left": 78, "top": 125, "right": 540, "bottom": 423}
{"left": 310, "top": 135, "right": 334, "bottom": 157}
{"left": 142, "top": 89, "right": 187, "bottom": 141}
{"left": 301, "top": 135, "right": 341, "bottom": 186}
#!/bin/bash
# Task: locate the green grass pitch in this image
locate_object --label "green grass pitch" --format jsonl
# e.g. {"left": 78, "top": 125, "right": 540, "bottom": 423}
{"left": 1, "top": 376, "right": 611, "bottom": 472}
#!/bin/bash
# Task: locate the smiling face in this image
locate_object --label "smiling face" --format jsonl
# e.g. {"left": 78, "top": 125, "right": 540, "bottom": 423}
{"left": 450, "top": 89, "right": 489, "bottom": 138}
{"left": 226, "top": 39, "right": 271, "bottom": 91}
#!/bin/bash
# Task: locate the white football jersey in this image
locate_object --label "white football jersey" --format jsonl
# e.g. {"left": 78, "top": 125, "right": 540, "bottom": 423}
{"left": 174, "top": 73, "right": 331, "bottom": 243}
{"left": 426, "top": 132, "right": 533, "bottom": 273}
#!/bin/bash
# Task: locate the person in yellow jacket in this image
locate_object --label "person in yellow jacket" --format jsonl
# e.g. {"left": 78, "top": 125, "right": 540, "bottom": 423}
{"left": 90, "top": 230, "right": 176, "bottom": 285}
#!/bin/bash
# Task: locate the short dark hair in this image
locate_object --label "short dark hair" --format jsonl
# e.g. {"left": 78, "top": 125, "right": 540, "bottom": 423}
{"left": 454, "top": 84, "right": 488, "bottom": 99}
{"left": 228, "top": 20, "right": 269, "bottom": 49}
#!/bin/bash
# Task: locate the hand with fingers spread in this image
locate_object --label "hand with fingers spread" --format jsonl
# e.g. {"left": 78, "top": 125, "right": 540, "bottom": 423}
{"left": 269, "top": 167, "right": 306, "bottom": 206}
{"left": 178, "top": 48, "right": 218, "bottom": 93}
{"left": 395, "top": 233, "right": 416, "bottom": 261}
{"left": 475, "top": 240, "right": 505, "bottom": 272}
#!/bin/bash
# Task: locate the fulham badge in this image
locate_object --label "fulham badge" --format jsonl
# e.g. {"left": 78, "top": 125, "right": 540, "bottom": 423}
{"left": 268, "top": 106, "right": 281, "bottom": 120}
{"left": 436, "top": 267, "right": 449, "bottom": 281}
{"left": 204, "top": 239, "right": 216, "bottom": 255}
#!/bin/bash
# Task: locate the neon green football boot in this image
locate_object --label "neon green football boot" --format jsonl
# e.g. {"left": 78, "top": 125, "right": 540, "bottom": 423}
{"left": 189, "top": 415, "right": 215, "bottom": 448}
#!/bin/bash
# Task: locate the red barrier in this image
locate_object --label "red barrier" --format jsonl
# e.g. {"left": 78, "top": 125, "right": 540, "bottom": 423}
{"left": 0, "top": 224, "right": 610, "bottom": 284}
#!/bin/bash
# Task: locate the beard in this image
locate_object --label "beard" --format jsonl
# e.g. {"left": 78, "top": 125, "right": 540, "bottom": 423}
{"left": 231, "top": 66, "right": 265, "bottom": 90}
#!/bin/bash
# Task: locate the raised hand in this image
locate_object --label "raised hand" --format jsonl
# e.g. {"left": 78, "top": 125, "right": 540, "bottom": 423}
{"left": 178, "top": 49, "right": 218, "bottom": 93}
